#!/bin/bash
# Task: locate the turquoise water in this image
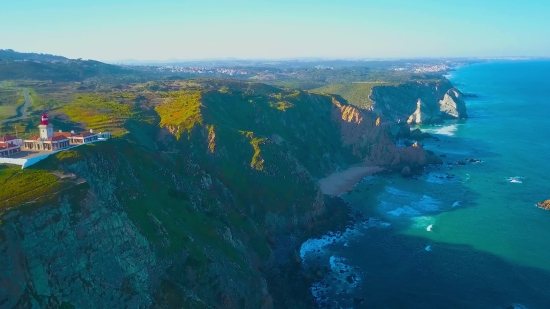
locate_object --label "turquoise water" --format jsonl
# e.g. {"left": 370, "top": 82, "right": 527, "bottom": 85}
{"left": 302, "top": 61, "right": 550, "bottom": 308}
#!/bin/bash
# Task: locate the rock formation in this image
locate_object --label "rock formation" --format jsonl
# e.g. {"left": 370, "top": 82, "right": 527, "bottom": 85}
{"left": 537, "top": 200, "right": 550, "bottom": 210}
{"left": 0, "top": 80, "right": 448, "bottom": 309}
{"left": 369, "top": 80, "right": 468, "bottom": 124}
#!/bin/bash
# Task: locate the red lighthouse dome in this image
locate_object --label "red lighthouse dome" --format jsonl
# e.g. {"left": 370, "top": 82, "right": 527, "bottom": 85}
{"left": 41, "top": 113, "right": 49, "bottom": 125}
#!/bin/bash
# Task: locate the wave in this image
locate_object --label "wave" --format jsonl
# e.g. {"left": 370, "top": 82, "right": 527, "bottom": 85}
{"left": 421, "top": 124, "right": 460, "bottom": 136}
{"left": 299, "top": 218, "right": 390, "bottom": 261}
{"left": 300, "top": 219, "right": 387, "bottom": 307}
{"left": 310, "top": 256, "right": 364, "bottom": 307}
{"left": 506, "top": 176, "right": 525, "bottom": 184}
{"left": 381, "top": 188, "right": 441, "bottom": 217}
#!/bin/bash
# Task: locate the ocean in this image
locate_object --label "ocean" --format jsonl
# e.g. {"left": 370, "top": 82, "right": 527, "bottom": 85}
{"left": 300, "top": 61, "right": 550, "bottom": 309}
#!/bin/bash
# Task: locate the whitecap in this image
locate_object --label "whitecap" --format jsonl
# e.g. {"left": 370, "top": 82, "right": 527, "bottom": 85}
{"left": 507, "top": 176, "right": 524, "bottom": 184}
{"left": 425, "top": 245, "right": 432, "bottom": 252}
{"left": 421, "top": 124, "right": 459, "bottom": 137}
{"left": 452, "top": 201, "right": 460, "bottom": 207}
{"left": 427, "top": 224, "right": 433, "bottom": 232}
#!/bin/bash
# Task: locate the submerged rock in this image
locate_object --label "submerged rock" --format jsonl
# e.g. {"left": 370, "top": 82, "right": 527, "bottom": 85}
{"left": 410, "top": 128, "right": 424, "bottom": 140}
{"left": 396, "top": 124, "right": 411, "bottom": 138}
{"left": 401, "top": 166, "right": 411, "bottom": 177}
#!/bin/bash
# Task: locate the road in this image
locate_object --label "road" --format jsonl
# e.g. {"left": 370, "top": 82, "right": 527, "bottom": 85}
{"left": 0, "top": 88, "right": 32, "bottom": 125}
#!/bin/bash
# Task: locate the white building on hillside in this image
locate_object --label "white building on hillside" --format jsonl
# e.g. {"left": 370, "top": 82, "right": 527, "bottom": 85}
{"left": 23, "top": 113, "right": 110, "bottom": 151}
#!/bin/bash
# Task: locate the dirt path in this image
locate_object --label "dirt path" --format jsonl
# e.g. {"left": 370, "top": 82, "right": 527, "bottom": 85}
{"left": 0, "top": 88, "right": 32, "bottom": 125}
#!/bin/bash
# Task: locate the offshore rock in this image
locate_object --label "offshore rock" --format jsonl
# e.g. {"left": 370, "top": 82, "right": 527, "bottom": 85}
{"left": 537, "top": 200, "right": 550, "bottom": 210}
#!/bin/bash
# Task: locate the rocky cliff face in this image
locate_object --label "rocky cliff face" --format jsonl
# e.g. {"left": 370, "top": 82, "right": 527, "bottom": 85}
{"left": 369, "top": 79, "right": 468, "bottom": 124}
{"left": 0, "top": 80, "right": 442, "bottom": 309}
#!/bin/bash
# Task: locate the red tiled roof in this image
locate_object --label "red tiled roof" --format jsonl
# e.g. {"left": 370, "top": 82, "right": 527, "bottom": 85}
{"left": 25, "top": 135, "right": 40, "bottom": 141}
{"left": 72, "top": 132, "right": 95, "bottom": 138}
{"left": 0, "top": 135, "right": 18, "bottom": 142}
{"left": 54, "top": 132, "right": 74, "bottom": 138}
{"left": 47, "top": 136, "right": 69, "bottom": 142}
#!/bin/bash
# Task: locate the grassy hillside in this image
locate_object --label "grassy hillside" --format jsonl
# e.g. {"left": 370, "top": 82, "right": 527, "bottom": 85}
{"left": 0, "top": 79, "right": 367, "bottom": 309}
{"left": 0, "top": 88, "right": 24, "bottom": 120}
{"left": 311, "top": 82, "right": 396, "bottom": 110}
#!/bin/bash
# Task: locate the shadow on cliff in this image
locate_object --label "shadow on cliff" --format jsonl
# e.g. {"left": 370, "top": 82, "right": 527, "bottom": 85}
{"left": 331, "top": 229, "right": 550, "bottom": 309}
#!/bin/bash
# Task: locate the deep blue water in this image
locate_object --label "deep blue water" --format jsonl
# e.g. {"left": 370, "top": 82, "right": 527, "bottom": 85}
{"left": 301, "top": 61, "right": 550, "bottom": 309}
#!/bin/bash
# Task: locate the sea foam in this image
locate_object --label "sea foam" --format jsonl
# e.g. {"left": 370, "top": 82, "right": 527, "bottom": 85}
{"left": 421, "top": 124, "right": 459, "bottom": 137}
{"left": 507, "top": 176, "right": 524, "bottom": 184}
{"left": 299, "top": 218, "right": 390, "bottom": 261}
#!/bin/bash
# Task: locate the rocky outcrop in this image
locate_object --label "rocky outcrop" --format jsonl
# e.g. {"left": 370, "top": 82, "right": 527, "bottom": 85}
{"left": 0, "top": 80, "right": 449, "bottom": 309}
{"left": 369, "top": 80, "right": 468, "bottom": 124}
{"left": 330, "top": 97, "right": 428, "bottom": 169}
{"left": 537, "top": 200, "right": 550, "bottom": 210}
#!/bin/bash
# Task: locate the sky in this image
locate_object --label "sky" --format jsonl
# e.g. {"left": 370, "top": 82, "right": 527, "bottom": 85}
{"left": 1, "top": 0, "right": 549, "bottom": 62}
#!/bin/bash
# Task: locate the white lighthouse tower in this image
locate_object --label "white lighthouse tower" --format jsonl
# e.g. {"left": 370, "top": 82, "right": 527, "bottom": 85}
{"left": 38, "top": 113, "right": 54, "bottom": 140}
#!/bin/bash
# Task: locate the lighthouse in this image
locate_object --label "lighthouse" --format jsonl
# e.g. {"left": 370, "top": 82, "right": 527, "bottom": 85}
{"left": 38, "top": 113, "right": 54, "bottom": 140}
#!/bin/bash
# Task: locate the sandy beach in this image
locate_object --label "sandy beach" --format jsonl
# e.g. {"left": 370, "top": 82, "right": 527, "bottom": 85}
{"left": 319, "top": 166, "right": 385, "bottom": 196}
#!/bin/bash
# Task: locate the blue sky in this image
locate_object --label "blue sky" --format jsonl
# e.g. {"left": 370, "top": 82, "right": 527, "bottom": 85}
{"left": 1, "top": 0, "right": 549, "bottom": 61}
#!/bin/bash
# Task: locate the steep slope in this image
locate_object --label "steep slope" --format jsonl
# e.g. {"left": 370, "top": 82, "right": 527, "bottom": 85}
{"left": 0, "top": 80, "right": 439, "bottom": 309}
{"left": 369, "top": 79, "right": 468, "bottom": 124}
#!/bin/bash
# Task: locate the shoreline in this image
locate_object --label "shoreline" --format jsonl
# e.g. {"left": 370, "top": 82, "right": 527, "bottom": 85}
{"left": 318, "top": 166, "right": 385, "bottom": 196}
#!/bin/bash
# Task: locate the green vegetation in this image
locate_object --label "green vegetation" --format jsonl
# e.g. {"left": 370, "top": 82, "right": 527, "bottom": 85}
{"left": 0, "top": 165, "right": 63, "bottom": 210}
{"left": 269, "top": 100, "right": 294, "bottom": 111}
{"left": 240, "top": 131, "right": 266, "bottom": 170}
{"left": 311, "top": 82, "right": 395, "bottom": 109}
{"left": 55, "top": 150, "right": 82, "bottom": 164}
{"left": 63, "top": 94, "right": 136, "bottom": 136}
{"left": 0, "top": 88, "right": 23, "bottom": 120}
{"left": 154, "top": 91, "right": 203, "bottom": 139}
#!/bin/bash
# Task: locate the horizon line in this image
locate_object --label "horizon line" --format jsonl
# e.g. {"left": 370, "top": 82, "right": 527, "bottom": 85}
{"left": 107, "top": 55, "right": 549, "bottom": 65}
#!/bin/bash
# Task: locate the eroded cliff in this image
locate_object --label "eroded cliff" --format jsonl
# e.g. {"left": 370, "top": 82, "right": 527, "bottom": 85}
{"left": 0, "top": 80, "right": 441, "bottom": 309}
{"left": 369, "top": 79, "right": 468, "bottom": 124}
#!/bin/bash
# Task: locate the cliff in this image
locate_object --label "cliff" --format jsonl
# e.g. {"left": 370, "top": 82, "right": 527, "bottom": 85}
{"left": 0, "top": 80, "right": 440, "bottom": 309}
{"left": 369, "top": 79, "right": 468, "bottom": 124}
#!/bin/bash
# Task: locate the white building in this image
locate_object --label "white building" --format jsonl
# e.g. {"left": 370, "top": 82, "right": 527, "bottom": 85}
{"left": 23, "top": 113, "right": 110, "bottom": 151}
